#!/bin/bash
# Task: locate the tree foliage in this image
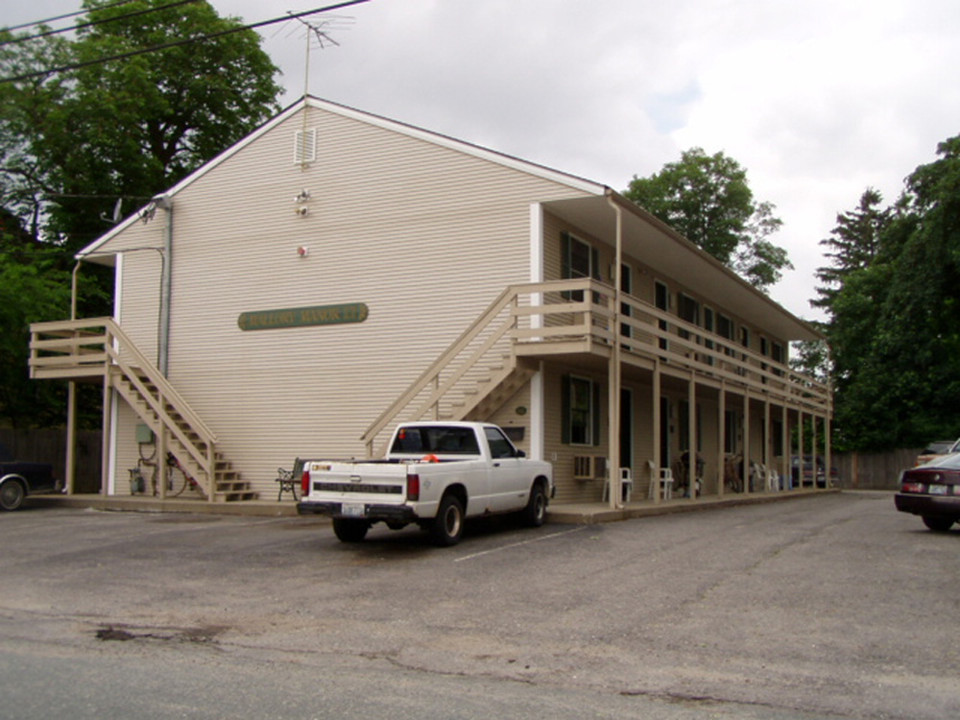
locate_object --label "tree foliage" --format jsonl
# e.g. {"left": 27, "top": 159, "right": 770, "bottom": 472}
{"left": 0, "top": 0, "right": 283, "bottom": 427}
{"left": 624, "top": 147, "right": 792, "bottom": 290}
{"left": 1, "top": 0, "right": 283, "bottom": 251}
{"left": 819, "top": 136, "right": 960, "bottom": 450}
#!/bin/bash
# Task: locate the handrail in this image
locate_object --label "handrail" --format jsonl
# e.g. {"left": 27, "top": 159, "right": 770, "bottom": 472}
{"left": 360, "top": 279, "right": 830, "bottom": 455}
{"left": 360, "top": 286, "right": 519, "bottom": 446}
{"left": 30, "top": 317, "right": 217, "bottom": 497}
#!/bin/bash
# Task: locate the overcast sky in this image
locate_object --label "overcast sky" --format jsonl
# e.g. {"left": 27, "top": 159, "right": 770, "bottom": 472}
{"left": 5, "top": 0, "right": 960, "bottom": 322}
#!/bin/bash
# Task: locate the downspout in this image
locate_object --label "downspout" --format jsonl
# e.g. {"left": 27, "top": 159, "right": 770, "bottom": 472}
{"left": 154, "top": 194, "right": 173, "bottom": 376}
{"left": 606, "top": 191, "right": 623, "bottom": 509}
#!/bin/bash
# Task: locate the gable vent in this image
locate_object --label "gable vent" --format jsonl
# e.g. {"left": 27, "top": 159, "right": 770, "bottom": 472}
{"left": 294, "top": 128, "right": 317, "bottom": 164}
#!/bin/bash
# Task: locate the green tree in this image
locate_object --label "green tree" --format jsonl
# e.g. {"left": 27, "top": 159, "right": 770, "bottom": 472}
{"left": 624, "top": 147, "right": 792, "bottom": 290}
{"left": 0, "top": 0, "right": 284, "bottom": 427}
{"left": 824, "top": 136, "right": 960, "bottom": 450}
{"left": 813, "top": 188, "right": 891, "bottom": 315}
{"left": 1, "top": 0, "right": 283, "bottom": 251}
{"left": 0, "top": 245, "right": 72, "bottom": 428}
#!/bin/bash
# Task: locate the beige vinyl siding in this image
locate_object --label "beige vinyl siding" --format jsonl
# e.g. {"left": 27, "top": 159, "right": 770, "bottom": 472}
{"left": 105, "top": 105, "right": 593, "bottom": 496}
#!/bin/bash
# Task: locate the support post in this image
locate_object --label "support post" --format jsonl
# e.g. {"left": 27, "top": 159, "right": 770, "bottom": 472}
{"left": 718, "top": 383, "right": 725, "bottom": 497}
{"left": 653, "top": 360, "right": 662, "bottom": 503}
{"left": 743, "top": 391, "right": 750, "bottom": 493}
{"left": 688, "top": 375, "right": 696, "bottom": 499}
{"left": 66, "top": 381, "right": 76, "bottom": 495}
{"left": 606, "top": 193, "right": 623, "bottom": 509}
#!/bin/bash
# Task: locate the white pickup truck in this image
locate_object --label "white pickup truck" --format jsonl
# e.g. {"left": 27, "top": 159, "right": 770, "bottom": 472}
{"left": 296, "top": 421, "right": 553, "bottom": 546}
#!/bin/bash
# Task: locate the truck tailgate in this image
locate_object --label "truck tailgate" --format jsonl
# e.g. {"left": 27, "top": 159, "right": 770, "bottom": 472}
{"left": 306, "top": 462, "right": 409, "bottom": 505}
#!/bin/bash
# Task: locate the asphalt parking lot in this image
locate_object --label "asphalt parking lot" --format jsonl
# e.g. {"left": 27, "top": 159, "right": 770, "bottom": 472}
{"left": 0, "top": 491, "right": 957, "bottom": 719}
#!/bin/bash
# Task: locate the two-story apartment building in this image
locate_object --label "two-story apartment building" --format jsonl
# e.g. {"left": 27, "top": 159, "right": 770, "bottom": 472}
{"left": 29, "top": 96, "right": 830, "bottom": 507}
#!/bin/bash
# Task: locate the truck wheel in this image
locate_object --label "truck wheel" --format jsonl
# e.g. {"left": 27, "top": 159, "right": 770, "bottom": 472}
{"left": 523, "top": 482, "right": 547, "bottom": 528}
{"left": 0, "top": 479, "right": 25, "bottom": 511}
{"left": 332, "top": 518, "right": 369, "bottom": 543}
{"left": 430, "top": 494, "right": 464, "bottom": 547}
{"left": 922, "top": 516, "right": 955, "bottom": 532}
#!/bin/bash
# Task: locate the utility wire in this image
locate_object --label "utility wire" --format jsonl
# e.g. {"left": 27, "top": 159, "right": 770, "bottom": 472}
{"left": 2, "top": 0, "right": 139, "bottom": 32}
{"left": 0, "top": 0, "right": 370, "bottom": 84}
{"left": 1, "top": 0, "right": 203, "bottom": 47}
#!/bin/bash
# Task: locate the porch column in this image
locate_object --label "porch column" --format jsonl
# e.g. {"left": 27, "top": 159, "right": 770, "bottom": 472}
{"left": 100, "top": 375, "right": 112, "bottom": 497}
{"left": 764, "top": 399, "right": 771, "bottom": 491}
{"left": 743, "top": 390, "right": 750, "bottom": 493}
{"left": 717, "top": 383, "right": 725, "bottom": 497}
{"left": 653, "top": 360, "right": 662, "bottom": 503}
{"left": 607, "top": 194, "right": 623, "bottom": 509}
{"left": 781, "top": 404, "right": 789, "bottom": 489}
{"left": 688, "top": 375, "right": 696, "bottom": 499}
{"left": 66, "top": 381, "right": 77, "bottom": 495}
{"left": 798, "top": 409, "right": 804, "bottom": 489}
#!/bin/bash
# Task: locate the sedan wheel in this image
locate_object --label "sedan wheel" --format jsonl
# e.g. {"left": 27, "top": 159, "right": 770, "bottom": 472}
{"left": 922, "top": 516, "right": 955, "bottom": 532}
{"left": 0, "top": 479, "right": 25, "bottom": 511}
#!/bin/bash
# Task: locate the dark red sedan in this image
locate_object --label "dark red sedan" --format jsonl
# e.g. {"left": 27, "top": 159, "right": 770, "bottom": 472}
{"left": 895, "top": 453, "right": 960, "bottom": 532}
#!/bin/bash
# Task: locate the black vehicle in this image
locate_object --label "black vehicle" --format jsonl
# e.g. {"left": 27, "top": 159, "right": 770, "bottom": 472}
{"left": 895, "top": 452, "right": 960, "bottom": 532}
{"left": 0, "top": 441, "right": 58, "bottom": 511}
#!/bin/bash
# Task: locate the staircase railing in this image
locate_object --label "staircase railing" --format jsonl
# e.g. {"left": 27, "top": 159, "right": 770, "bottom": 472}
{"left": 30, "top": 317, "right": 217, "bottom": 499}
{"left": 360, "top": 278, "right": 831, "bottom": 457}
{"left": 360, "top": 286, "right": 522, "bottom": 456}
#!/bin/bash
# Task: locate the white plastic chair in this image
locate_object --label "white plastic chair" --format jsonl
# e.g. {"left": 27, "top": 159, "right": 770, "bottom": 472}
{"left": 646, "top": 460, "right": 673, "bottom": 500}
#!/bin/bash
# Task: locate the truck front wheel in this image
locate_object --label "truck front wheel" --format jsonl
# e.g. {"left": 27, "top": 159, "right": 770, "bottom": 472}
{"left": 430, "top": 494, "right": 464, "bottom": 547}
{"left": 332, "top": 518, "right": 369, "bottom": 543}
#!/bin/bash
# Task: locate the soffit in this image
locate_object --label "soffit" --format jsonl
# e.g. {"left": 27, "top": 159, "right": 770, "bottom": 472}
{"left": 542, "top": 193, "right": 822, "bottom": 343}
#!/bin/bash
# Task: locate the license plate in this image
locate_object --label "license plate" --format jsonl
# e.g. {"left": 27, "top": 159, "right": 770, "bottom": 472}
{"left": 928, "top": 484, "right": 949, "bottom": 495}
{"left": 341, "top": 502, "right": 365, "bottom": 517}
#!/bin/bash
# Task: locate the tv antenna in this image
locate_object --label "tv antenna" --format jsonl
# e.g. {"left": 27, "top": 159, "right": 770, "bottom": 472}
{"left": 287, "top": 12, "right": 355, "bottom": 98}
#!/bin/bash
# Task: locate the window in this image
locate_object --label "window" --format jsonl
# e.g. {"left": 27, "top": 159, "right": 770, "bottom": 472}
{"left": 655, "top": 281, "right": 670, "bottom": 350}
{"left": 760, "top": 336, "right": 769, "bottom": 383}
{"left": 771, "top": 341, "right": 785, "bottom": 377}
{"left": 484, "top": 426, "right": 518, "bottom": 459}
{"left": 564, "top": 375, "right": 596, "bottom": 446}
{"left": 561, "top": 232, "right": 598, "bottom": 302}
{"left": 620, "top": 264, "right": 632, "bottom": 340}
{"left": 390, "top": 426, "right": 480, "bottom": 455}
{"left": 702, "top": 307, "right": 715, "bottom": 365}
{"left": 677, "top": 293, "right": 700, "bottom": 341}
{"left": 717, "top": 313, "right": 734, "bottom": 358}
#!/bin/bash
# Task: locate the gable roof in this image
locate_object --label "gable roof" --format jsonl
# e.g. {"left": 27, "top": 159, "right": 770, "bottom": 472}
{"left": 77, "top": 95, "right": 606, "bottom": 259}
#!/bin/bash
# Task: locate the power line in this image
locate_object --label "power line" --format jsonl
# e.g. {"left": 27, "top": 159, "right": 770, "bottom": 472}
{"left": 2, "top": 0, "right": 140, "bottom": 32}
{"left": 0, "top": 0, "right": 371, "bottom": 84}
{"left": 0, "top": 0, "right": 203, "bottom": 47}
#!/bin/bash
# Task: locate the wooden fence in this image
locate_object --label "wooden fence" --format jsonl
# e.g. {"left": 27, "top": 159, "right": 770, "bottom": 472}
{"left": 832, "top": 449, "right": 922, "bottom": 490}
{"left": 0, "top": 428, "right": 102, "bottom": 493}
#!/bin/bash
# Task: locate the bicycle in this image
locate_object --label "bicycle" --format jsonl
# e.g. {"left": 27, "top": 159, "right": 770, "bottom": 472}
{"left": 164, "top": 452, "right": 201, "bottom": 497}
{"left": 127, "top": 452, "right": 199, "bottom": 497}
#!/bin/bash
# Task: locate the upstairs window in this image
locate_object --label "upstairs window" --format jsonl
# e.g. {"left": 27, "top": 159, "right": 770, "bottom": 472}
{"left": 561, "top": 232, "right": 599, "bottom": 302}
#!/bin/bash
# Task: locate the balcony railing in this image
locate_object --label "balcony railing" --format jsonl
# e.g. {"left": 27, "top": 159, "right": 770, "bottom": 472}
{"left": 361, "top": 279, "right": 830, "bottom": 454}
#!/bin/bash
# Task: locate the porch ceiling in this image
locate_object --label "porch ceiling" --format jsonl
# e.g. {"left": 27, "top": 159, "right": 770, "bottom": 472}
{"left": 541, "top": 192, "right": 822, "bottom": 343}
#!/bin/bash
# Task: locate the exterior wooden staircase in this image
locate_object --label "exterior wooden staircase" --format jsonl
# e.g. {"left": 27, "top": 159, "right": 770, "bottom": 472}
{"left": 361, "top": 287, "right": 536, "bottom": 457}
{"left": 29, "top": 318, "right": 257, "bottom": 502}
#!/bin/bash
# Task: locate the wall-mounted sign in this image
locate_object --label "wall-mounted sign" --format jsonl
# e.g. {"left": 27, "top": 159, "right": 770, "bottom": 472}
{"left": 238, "top": 303, "right": 368, "bottom": 331}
